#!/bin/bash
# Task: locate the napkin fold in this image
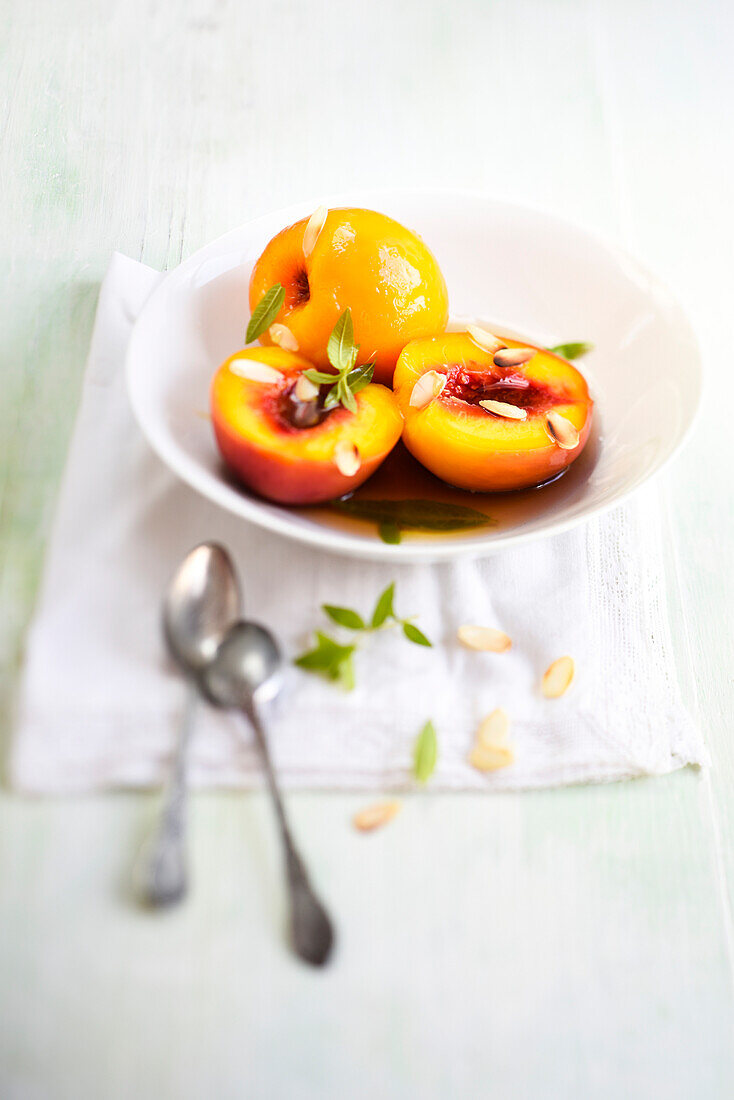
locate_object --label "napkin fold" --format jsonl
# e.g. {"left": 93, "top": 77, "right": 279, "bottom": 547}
{"left": 10, "top": 253, "right": 706, "bottom": 793}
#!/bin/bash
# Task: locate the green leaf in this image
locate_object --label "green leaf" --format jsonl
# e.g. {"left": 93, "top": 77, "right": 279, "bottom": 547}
{"left": 294, "top": 631, "right": 357, "bottom": 689}
{"left": 547, "top": 341, "right": 594, "bottom": 360}
{"left": 246, "top": 284, "right": 285, "bottom": 343}
{"left": 313, "top": 311, "right": 373, "bottom": 413}
{"left": 339, "top": 379, "right": 357, "bottom": 413}
{"left": 378, "top": 521, "right": 401, "bottom": 544}
{"left": 327, "top": 308, "right": 356, "bottom": 373}
{"left": 323, "top": 390, "right": 341, "bottom": 411}
{"left": 303, "top": 368, "right": 338, "bottom": 386}
{"left": 403, "top": 622, "right": 432, "bottom": 647}
{"left": 322, "top": 604, "right": 365, "bottom": 630}
{"left": 336, "top": 653, "right": 356, "bottom": 691}
{"left": 333, "top": 498, "right": 496, "bottom": 533}
{"left": 371, "top": 582, "right": 395, "bottom": 628}
{"left": 346, "top": 362, "right": 374, "bottom": 395}
{"left": 294, "top": 631, "right": 355, "bottom": 678}
{"left": 413, "top": 720, "right": 438, "bottom": 783}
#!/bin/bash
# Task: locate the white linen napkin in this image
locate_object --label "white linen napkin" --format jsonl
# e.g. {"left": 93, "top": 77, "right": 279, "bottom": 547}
{"left": 10, "top": 253, "right": 707, "bottom": 793}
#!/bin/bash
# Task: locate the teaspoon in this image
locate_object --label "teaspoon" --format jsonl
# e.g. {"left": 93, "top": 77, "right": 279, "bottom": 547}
{"left": 201, "top": 621, "right": 335, "bottom": 966}
{"left": 134, "top": 542, "right": 241, "bottom": 907}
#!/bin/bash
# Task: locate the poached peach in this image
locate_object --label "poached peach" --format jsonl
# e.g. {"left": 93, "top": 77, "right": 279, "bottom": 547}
{"left": 249, "top": 207, "right": 449, "bottom": 385}
{"left": 211, "top": 346, "right": 403, "bottom": 505}
{"left": 393, "top": 331, "right": 593, "bottom": 492}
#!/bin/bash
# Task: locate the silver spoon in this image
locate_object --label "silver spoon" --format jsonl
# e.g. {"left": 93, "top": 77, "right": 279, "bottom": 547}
{"left": 135, "top": 542, "right": 241, "bottom": 907}
{"left": 202, "top": 621, "right": 335, "bottom": 967}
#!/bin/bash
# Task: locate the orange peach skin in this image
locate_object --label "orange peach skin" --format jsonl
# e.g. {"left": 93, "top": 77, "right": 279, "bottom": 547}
{"left": 249, "top": 207, "right": 449, "bottom": 385}
{"left": 393, "top": 333, "right": 593, "bottom": 492}
{"left": 211, "top": 347, "right": 403, "bottom": 505}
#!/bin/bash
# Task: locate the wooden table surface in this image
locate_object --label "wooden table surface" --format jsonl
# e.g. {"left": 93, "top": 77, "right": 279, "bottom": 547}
{"left": 1, "top": 0, "right": 733, "bottom": 1096}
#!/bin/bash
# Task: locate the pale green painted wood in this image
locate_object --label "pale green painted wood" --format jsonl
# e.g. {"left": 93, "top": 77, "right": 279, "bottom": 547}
{"left": 0, "top": 0, "right": 733, "bottom": 1096}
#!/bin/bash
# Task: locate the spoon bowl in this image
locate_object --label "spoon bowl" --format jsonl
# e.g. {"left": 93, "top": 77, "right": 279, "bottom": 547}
{"left": 200, "top": 621, "right": 283, "bottom": 708}
{"left": 163, "top": 542, "right": 242, "bottom": 673}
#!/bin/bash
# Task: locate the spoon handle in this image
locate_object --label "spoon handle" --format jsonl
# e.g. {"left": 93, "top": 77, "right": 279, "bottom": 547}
{"left": 241, "top": 699, "right": 335, "bottom": 967}
{"left": 135, "top": 684, "right": 196, "bottom": 907}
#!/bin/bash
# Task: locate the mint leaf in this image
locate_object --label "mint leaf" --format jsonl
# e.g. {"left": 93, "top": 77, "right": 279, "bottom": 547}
{"left": 303, "top": 369, "right": 338, "bottom": 386}
{"left": 246, "top": 284, "right": 285, "bottom": 343}
{"left": 294, "top": 631, "right": 355, "bottom": 680}
{"left": 322, "top": 604, "right": 365, "bottom": 630}
{"left": 371, "top": 583, "right": 395, "bottom": 628}
{"left": 338, "top": 380, "right": 358, "bottom": 413}
{"left": 319, "top": 309, "right": 374, "bottom": 412}
{"left": 403, "top": 622, "right": 432, "bottom": 647}
{"left": 548, "top": 341, "right": 593, "bottom": 360}
{"left": 298, "top": 582, "right": 431, "bottom": 690}
{"left": 294, "top": 631, "right": 356, "bottom": 690}
{"left": 346, "top": 362, "right": 374, "bottom": 395}
{"left": 336, "top": 653, "right": 356, "bottom": 691}
{"left": 378, "top": 521, "right": 401, "bottom": 544}
{"left": 413, "top": 720, "right": 438, "bottom": 783}
{"left": 322, "top": 387, "right": 343, "bottom": 411}
{"left": 328, "top": 309, "right": 355, "bottom": 373}
{"left": 334, "top": 498, "right": 495, "bottom": 534}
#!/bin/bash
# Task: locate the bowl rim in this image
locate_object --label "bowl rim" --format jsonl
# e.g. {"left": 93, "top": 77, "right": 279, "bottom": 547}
{"left": 125, "top": 187, "right": 703, "bottom": 562}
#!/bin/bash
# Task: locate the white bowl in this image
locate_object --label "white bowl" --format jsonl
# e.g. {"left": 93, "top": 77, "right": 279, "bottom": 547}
{"left": 126, "top": 189, "right": 701, "bottom": 562}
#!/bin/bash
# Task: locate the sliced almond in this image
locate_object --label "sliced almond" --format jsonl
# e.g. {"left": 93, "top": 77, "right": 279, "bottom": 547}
{"left": 229, "top": 359, "right": 284, "bottom": 384}
{"left": 457, "top": 625, "right": 512, "bottom": 653}
{"left": 545, "top": 411, "right": 579, "bottom": 450}
{"left": 477, "top": 708, "right": 510, "bottom": 749}
{"left": 541, "top": 656, "right": 575, "bottom": 698}
{"left": 467, "top": 324, "right": 504, "bottom": 354}
{"left": 469, "top": 743, "right": 515, "bottom": 772}
{"left": 333, "top": 440, "right": 361, "bottom": 477}
{"left": 353, "top": 800, "right": 401, "bottom": 832}
{"left": 493, "top": 347, "right": 536, "bottom": 368}
{"left": 302, "top": 205, "right": 328, "bottom": 257}
{"left": 269, "top": 323, "right": 299, "bottom": 352}
{"left": 479, "top": 399, "right": 527, "bottom": 421}
{"left": 294, "top": 373, "right": 319, "bottom": 402}
{"left": 409, "top": 370, "right": 446, "bottom": 410}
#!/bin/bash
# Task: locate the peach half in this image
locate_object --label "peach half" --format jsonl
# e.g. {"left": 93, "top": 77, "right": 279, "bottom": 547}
{"left": 249, "top": 207, "right": 449, "bottom": 385}
{"left": 393, "top": 331, "right": 593, "bottom": 492}
{"left": 211, "top": 346, "right": 403, "bottom": 505}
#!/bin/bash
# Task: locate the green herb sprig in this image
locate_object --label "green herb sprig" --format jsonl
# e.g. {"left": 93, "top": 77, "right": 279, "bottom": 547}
{"left": 333, "top": 498, "right": 496, "bottom": 545}
{"left": 302, "top": 309, "right": 374, "bottom": 413}
{"left": 323, "top": 582, "right": 432, "bottom": 647}
{"left": 413, "top": 720, "right": 438, "bottom": 783}
{"left": 293, "top": 631, "right": 356, "bottom": 690}
{"left": 547, "top": 341, "right": 594, "bottom": 360}
{"left": 294, "top": 582, "right": 432, "bottom": 690}
{"left": 246, "top": 284, "right": 286, "bottom": 343}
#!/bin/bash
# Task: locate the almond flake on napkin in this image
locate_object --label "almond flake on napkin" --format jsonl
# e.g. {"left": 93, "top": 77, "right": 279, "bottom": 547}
{"left": 9, "top": 253, "right": 707, "bottom": 793}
